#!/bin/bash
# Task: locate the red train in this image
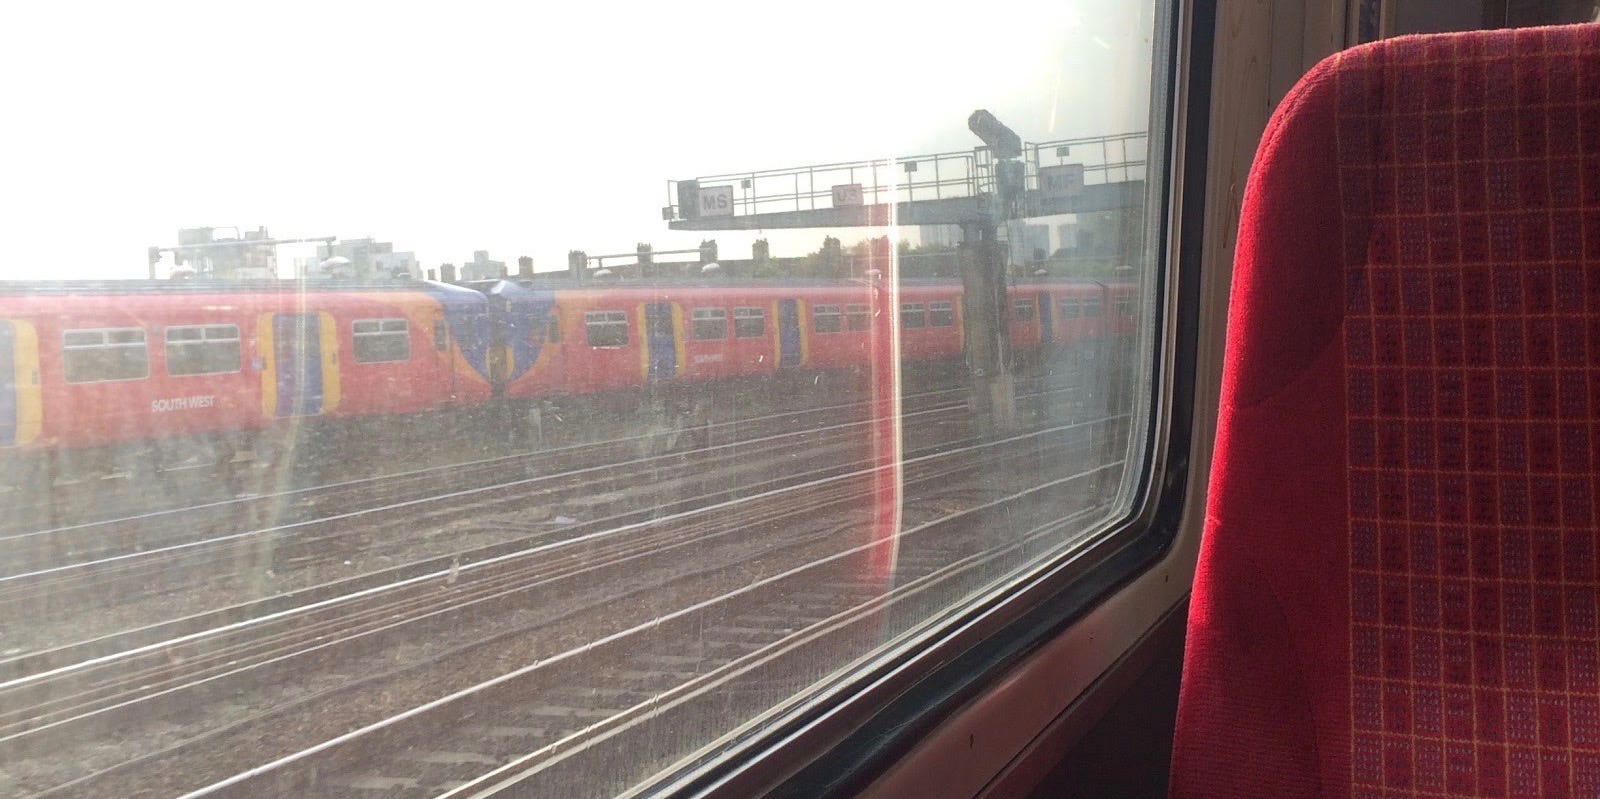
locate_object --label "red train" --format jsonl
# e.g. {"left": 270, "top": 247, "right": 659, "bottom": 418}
{"left": 0, "top": 277, "right": 1136, "bottom": 485}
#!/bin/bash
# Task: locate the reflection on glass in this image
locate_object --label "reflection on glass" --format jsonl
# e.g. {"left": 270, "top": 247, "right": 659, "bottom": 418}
{"left": 0, "top": 1, "right": 1164, "bottom": 796}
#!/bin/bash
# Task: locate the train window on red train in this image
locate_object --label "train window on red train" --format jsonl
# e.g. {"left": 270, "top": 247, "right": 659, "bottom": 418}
{"left": 62, "top": 328, "right": 149, "bottom": 383}
{"left": 733, "top": 306, "right": 766, "bottom": 338}
{"left": 1014, "top": 298, "right": 1037, "bottom": 322}
{"left": 901, "top": 303, "right": 927, "bottom": 328}
{"left": 1059, "top": 297, "right": 1083, "bottom": 319}
{"left": 813, "top": 304, "right": 843, "bottom": 334}
{"left": 846, "top": 303, "right": 871, "bottom": 331}
{"left": 352, "top": 318, "right": 412, "bottom": 364}
{"left": 165, "top": 324, "right": 242, "bottom": 376}
{"left": 585, "top": 310, "right": 630, "bottom": 347}
{"left": 692, "top": 308, "right": 729, "bottom": 340}
{"left": 1115, "top": 296, "right": 1133, "bottom": 317}
{"left": 1084, "top": 296, "right": 1103, "bottom": 317}
{"left": 928, "top": 301, "right": 955, "bottom": 327}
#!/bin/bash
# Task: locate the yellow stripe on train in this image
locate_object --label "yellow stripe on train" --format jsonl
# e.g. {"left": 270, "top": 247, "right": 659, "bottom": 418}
{"left": 7, "top": 320, "right": 42, "bottom": 446}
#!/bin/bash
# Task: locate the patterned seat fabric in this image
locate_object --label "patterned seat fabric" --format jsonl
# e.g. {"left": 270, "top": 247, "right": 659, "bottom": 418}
{"left": 1171, "top": 24, "right": 1600, "bottom": 798}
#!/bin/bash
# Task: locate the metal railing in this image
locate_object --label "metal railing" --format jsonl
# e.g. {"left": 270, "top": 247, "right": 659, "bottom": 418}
{"left": 665, "top": 131, "right": 1147, "bottom": 221}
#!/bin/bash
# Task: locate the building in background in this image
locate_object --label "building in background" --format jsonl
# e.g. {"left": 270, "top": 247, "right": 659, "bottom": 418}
{"left": 311, "top": 238, "right": 421, "bottom": 280}
{"left": 1005, "top": 221, "right": 1052, "bottom": 266}
{"left": 917, "top": 224, "right": 963, "bottom": 249}
{"left": 460, "top": 250, "right": 507, "bottom": 281}
{"left": 171, "top": 227, "right": 279, "bottom": 279}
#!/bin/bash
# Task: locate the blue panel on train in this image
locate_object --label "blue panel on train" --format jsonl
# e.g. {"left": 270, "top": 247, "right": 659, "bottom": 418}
{"left": 777, "top": 300, "right": 801, "bottom": 368}
{"left": 274, "top": 314, "right": 323, "bottom": 417}
{"left": 645, "top": 302, "right": 677, "bottom": 381}
{"left": 421, "top": 281, "right": 497, "bottom": 380}
{"left": 481, "top": 281, "right": 556, "bottom": 382}
{"left": 0, "top": 322, "right": 14, "bottom": 446}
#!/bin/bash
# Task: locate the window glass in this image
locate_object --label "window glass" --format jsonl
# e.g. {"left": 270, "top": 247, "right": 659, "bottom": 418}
{"left": 0, "top": 1, "right": 1167, "bottom": 796}
{"left": 692, "top": 307, "right": 728, "bottom": 340}
{"left": 1084, "top": 296, "right": 1103, "bottom": 317}
{"left": 585, "top": 310, "right": 629, "bottom": 347}
{"left": 352, "top": 317, "right": 411, "bottom": 363}
{"left": 901, "top": 302, "right": 926, "bottom": 328}
{"left": 813, "top": 304, "right": 842, "bottom": 334}
{"left": 845, "top": 303, "right": 871, "bottom": 331}
{"left": 63, "top": 328, "right": 148, "bottom": 383}
{"left": 166, "top": 324, "right": 241, "bottom": 376}
{"left": 733, "top": 306, "right": 765, "bottom": 338}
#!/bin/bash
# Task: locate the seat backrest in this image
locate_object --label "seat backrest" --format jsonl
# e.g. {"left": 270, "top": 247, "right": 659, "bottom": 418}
{"left": 1171, "top": 24, "right": 1600, "bottom": 797}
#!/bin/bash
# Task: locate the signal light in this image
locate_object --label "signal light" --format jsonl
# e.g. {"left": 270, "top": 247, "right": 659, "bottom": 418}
{"left": 968, "top": 110, "right": 1021, "bottom": 160}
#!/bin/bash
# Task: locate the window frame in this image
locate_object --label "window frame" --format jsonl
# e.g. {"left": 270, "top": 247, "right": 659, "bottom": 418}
{"left": 584, "top": 310, "right": 630, "bottom": 348}
{"left": 927, "top": 301, "right": 955, "bottom": 328}
{"left": 164, "top": 324, "right": 242, "bottom": 377}
{"left": 1012, "top": 298, "right": 1036, "bottom": 323}
{"left": 733, "top": 306, "right": 766, "bottom": 339}
{"left": 845, "top": 304, "right": 871, "bottom": 332}
{"left": 812, "top": 304, "right": 842, "bottom": 334}
{"left": 351, "top": 317, "right": 412, "bottom": 364}
{"left": 62, "top": 327, "right": 150, "bottom": 384}
{"left": 692, "top": 307, "right": 730, "bottom": 341}
{"left": 640, "top": 0, "right": 1205, "bottom": 793}
{"left": 899, "top": 302, "right": 926, "bottom": 329}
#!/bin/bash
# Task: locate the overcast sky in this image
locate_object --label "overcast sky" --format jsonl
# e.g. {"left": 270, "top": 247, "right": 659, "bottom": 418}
{"left": 0, "top": 0, "right": 1157, "bottom": 280}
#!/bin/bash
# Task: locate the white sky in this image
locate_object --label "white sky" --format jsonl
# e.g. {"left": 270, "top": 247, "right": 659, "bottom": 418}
{"left": 0, "top": 0, "right": 1157, "bottom": 280}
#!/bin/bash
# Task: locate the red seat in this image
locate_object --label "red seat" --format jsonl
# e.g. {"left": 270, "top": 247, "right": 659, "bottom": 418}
{"left": 1171, "top": 24, "right": 1600, "bottom": 797}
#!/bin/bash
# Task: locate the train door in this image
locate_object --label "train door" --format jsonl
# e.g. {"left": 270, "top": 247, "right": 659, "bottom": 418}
{"left": 273, "top": 313, "right": 324, "bottom": 417}
{"left": 776, "top": 299, "right": 802, "bottom": 368}
{"left": 644, "top": 302, "right": 678, "bottom": 381}
{"left": 1036, "top": 290, "right": 1055, "bottom": 344}
{"left": 0, "top": 322, "right": 15, "bottom": 446}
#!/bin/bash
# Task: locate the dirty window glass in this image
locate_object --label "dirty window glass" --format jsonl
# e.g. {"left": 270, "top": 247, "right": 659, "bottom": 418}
{"left": 0, "top": 1, "right": 1166, "bottom": 796}
{"left": 63, "top": 328, "right": 149, "bottom": 383}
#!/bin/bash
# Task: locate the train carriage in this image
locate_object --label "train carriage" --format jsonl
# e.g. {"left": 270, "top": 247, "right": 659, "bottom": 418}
{"left": 0, "top": 281, "right": 496, "bottom": 480}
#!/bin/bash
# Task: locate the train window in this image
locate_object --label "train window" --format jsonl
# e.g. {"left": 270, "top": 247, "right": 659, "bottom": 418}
{"left": 1059, "top": 297, "right": 1082, "bottom": 319}
{"left": 845, "top": 303, "right": 871, "bottom": 331}
{"left": 2, "top": 0, "right": 1171, "bottom": 796}
{"left": 813, "top": 304, "right": 842, "bottom": 334}
{"left": 62, "top": 327, "right": 149, "bottom": 383}
{"left": 692, "top": 307, "right": 729, "bottom": 340}
{"left": 584, "top": 310, "right": 629, "bottom": 347}
{"left": 165, "top": 324, "right": 241, "bottom": 376}
{"left": 733, "top": 306, "right": 765, "bottom": 338}
{"left": 352, "top": 318, "right": 411, "bottom": 363}
{"left": 1084, "top": 296, "right": 1103, "bottom": 317}
{"left": 1115, "top": 297, "right": 1133, "bottom": 317}
{"left": 901, "top": 302, "right": 926, "bottom": 328}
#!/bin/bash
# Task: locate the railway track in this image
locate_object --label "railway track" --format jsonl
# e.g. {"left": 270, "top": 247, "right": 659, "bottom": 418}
{"left": 0, "top": 411, "right": 1125, "bottom": 798}
{"left": 0, "top": 383, "right": 1071, "bottom": 661}
{"left": 0, "top": 383, "right": 983, "bottom": 570}
{"left": 0, "top": 406, "right": 1126, "bottom": 799}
